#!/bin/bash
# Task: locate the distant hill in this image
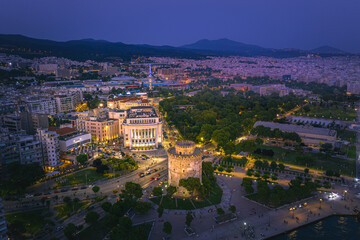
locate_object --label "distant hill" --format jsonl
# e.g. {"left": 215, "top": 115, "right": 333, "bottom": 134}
{"left": 0, "top": 34, "right": 353, "bottom": 61}
{"left": 0, "top": 34, "right": 201, "bottom": 61}
{"left": 182, "top": 38, "right": 265, "bottom": 52}
{"left": 311, "top": 45, "right": 346, "bottom": 54}
{"left": 182, "top": 38, "right": 309, "bottom": 58}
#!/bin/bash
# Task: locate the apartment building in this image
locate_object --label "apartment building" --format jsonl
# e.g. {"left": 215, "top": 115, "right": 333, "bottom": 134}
{"left": 37, "top": 128, "right": 60, "bottom": 171}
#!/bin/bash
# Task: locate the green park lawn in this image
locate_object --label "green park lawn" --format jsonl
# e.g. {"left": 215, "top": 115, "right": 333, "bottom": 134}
{"left": 347, "top": 146, "right": 357, "bottom": 159}
{"left": 337, "top": 129, "right": 357, "bottom": 143}
{"left": 259, "top": 145, "right": 356, "bottom": 176}
{"left": 6, "top": 209, "right": 54, "bottom": 238}
{"left": 57, "top": 168, "right": 106, "bottom": 187}
{"left": 55, "top": 200, "right": 89, "bottom": 220}
{"left": 294, "top": 105, "right": 356, "bottom": 121}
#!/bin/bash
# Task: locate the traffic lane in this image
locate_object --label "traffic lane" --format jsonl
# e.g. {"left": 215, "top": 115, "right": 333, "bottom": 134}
{"left": 5, "top": 162, "right": 168, "bottom": 211}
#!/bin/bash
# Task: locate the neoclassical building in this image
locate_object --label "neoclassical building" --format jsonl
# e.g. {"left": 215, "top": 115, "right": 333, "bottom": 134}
{"left": 168, "top": 140, "right": 202, "bottom": 197}
{"left": 122, "top": 106, "right": 162, "bottom": 150}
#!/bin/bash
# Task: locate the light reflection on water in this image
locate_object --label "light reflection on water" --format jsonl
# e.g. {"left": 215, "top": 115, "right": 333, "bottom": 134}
{"left": 270, "top": 216, "right": 360, "bottom": 240}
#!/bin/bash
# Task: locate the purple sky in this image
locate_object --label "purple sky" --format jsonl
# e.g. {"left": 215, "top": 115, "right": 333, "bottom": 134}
{"left": 1, "top": 0, "right": 360, "bottom": 52}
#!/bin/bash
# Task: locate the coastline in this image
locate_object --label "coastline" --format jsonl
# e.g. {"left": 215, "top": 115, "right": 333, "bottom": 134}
{"left": 266, "top": 213, "right": 358, "bottom": 239}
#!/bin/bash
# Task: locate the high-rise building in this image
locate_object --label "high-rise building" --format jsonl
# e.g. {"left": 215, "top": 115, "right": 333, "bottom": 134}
{"left": 25, "top": 98, "right": 57, "bottom": 115}
{"left": 37, "top": 128, "right": 60, "bottom": 171}
{"left": 18, "top": 134, "right": 43, "bottom": 165}
{"left": 76, "top": 109, "right": 120, "bottom": 143}
{"left": 55, "top": 91, "right": 82, "bottom": 112}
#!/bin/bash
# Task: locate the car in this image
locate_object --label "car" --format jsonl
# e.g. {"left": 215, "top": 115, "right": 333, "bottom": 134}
{"left": 53, "top": 190, "right": 59, "bottom": 193}
{"left": 155, "top": 177, "right": 159, "bottom": 181}
{"left": 60, "top": 189, "right": 68, "bottom": 192}
{"left": 138, "top": 172, "right": 144, "bottom": 176}
{"left": 156, "top": 173, "right": 160, "bottom": 177}
{"left": 44, "top": 192, "right": 51, "bottom": 195}
{"left": 25, "top": 194, "right": 33, "bottom": 198}
{"left": 80, "top": 186, "right": 87, "bottom": 189}
{"left": 150, "top": 177, "right": 155, "bottom": 181}
{"left": 72, "top": 188, "right": 78, "bottom": 191}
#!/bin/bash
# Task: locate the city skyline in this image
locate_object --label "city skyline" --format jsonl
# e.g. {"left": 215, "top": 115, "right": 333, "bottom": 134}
{"left": 1, "top": 0, "right": 360, "bottom": 53}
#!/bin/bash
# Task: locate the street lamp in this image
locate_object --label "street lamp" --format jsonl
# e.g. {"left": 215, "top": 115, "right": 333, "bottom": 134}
{"left": 344, "top": 190, "right": 348, "bottom": 200}
{"left": 319, "top": 198, "right": 323, "bottom": 209}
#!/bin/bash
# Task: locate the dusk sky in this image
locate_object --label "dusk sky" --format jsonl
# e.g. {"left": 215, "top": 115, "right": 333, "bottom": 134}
{"left": 1, "top": 0, "right": 360, "bottom": 52}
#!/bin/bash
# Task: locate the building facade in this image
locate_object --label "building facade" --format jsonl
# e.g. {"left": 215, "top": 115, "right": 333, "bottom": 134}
{"left": 168, "top": 141, "right": 203, "bottom": 197}
{"left": 122, "top": 107, "right": 162, "bottom": 150}
{"left": 37, "top": 128, "right": 60, "bottom": 170}
{"left": 55, "top": 91, "right": 82, "bottom": 112}
{"left": 253, "top": 121, "right": 337, "bottom": 147}
{"left": 107, "top": 97, "right": 150, "bottom": 110}
{"left": 59, "top": 132, "right": 91, "bottom": 152}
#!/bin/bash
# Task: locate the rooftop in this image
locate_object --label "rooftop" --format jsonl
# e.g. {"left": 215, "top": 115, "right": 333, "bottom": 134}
{"left": 54, "top": 127, "right": 77, "bottom": 136}
{"left": 254, "top": 121, "right": 337, "bottom": 137}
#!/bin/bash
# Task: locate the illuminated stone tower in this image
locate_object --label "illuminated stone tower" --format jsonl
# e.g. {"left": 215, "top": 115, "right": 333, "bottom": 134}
{"left": 168, "top": 140, "right": 202, "bottom": 197}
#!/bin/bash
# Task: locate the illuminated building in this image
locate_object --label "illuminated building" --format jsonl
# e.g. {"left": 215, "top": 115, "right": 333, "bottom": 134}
{"left": 37, "top": 128, "right": 61, "bottom": 171}
{"left": 168, "top": 141, "right": 202, "bottom": 197}
{"left": 122, "top": 106, "right": 162, "bottom": 150}
{"left": 107, "top": 96, "right": 150, "bottom": 110}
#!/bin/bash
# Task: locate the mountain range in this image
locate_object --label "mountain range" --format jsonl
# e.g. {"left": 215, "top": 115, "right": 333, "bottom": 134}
{"left": 0, "top": 34, "right": 350, "bottom": 61}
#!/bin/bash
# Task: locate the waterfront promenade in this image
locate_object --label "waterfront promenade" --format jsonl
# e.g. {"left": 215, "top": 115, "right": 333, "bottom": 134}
{"left": 147, "top": 173, "right": 360, "bottom": 240}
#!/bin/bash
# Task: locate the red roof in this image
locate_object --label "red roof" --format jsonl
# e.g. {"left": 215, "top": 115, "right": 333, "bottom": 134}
{"left": 55, "top": 127, "right": 77, "bottom": 136}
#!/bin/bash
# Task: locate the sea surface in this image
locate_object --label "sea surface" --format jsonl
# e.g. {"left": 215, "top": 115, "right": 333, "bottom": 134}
{"left": 271, "top": 215, "right": 360, "bottom": 240}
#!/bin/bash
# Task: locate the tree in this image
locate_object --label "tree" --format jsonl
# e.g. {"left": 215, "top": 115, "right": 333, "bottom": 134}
{"left": 321, "top": 143, "right": 333, "bottom": 153}
{"left": 64, "top": 223, "right": 77, "bottom": 239}
{"left": 166, "top": 185, "right": 177, "bottom": 197}
{"left": 152, "top": 187, "right": 163, "bottom": 197}
{"left": 1, "top": 162, "right": 45, "bottom": 196}
{"left": 255, "top": 137, "right": 263, "bottom": 145}
{"left": 236, "top": 140, "right": 257, "bottom": 153}
{"left": 92, "top": 186, "right": 100, "bottom": 194}
{"left": 101, "top": 202, "right": 112, "bottom": 212}
{"left": 278, "top": 163, "right": 285, "bottom": 171}
{"left": 134, "top": 201, "right": 152, "bottom": 214}
{"left": 103, "top": 214, "right": 118, "bottom": 229}
{"left": 217, "top": 208, "right": 225, "bottom": 215}
{"left": 111, "top": 217, "right": 132, "bottom": 239}
{"left": 179, "top": 177, "right": 202, "bottom": 195}
{"left": 76, "top": 154, "right": 87, "bottom": 165}
{"left": 157, "top": 206, "right": 164, "bottom": 218}
{"left": 185, "top": 212, "right": 194, "bottom": 227}
{"left": 163, "top": 222, "right": 172, "bottom": 235}
{"left": 229, "top": 205, "right": 236, "bottom": 213}
{"left": 304, "top": 168, "right": 309, "bottom": 175}
{"left": 270, "top": 161, "right": 277, "bottom": 170}
{"left": 121, "top": 182, "right": 143, "bottom": 199}
{"left": 85, "top": 211, "right": 99, "bottom": 225}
